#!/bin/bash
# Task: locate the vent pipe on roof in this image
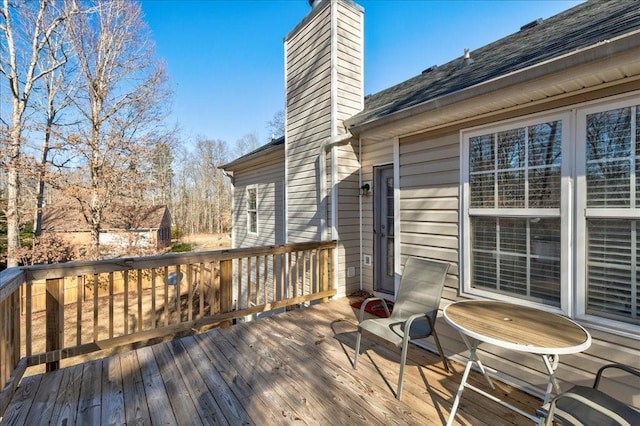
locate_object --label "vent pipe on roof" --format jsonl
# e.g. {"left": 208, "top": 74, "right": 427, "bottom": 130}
{"left": 309, "top": 0, "right": 322, "bottom": 8}
{"left": 462, "top": 48, "right": 474, "bottom": 66}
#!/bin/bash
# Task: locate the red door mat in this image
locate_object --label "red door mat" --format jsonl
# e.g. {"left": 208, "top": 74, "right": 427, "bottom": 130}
{"left": 351, "top": 299, "right": 394, "bottom": 318}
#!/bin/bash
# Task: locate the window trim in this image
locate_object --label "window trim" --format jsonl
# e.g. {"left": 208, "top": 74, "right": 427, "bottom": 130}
{"left": 461, "top": 111, "right": 573, "bottom": 314}
{"left": 247, "top": 185, "right": 259, "bottom": 236}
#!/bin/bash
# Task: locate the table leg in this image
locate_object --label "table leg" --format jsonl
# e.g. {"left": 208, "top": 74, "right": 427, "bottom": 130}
{"left": 447, "top": 341, "right": 477, "bottom": 426}
{"left": 459, "top": 333, "right": 494, "bottom": 389}
{"left": 541, "top": 354, "right": 561, "bottom": 404}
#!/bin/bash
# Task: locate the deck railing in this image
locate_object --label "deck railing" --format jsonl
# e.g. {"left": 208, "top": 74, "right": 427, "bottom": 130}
{"left": 0, "top": 240, "right": 336, "bottom": 416}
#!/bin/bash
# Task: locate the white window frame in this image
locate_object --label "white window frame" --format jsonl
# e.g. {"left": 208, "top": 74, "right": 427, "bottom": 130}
{"left": 575, "top": 96, "right": 640, "bottom": 335}
{"left": 461, "top": 111, "right": 573, "bottom": 315}
{"left": 247, "top": 185, "right": 259, "bottom": 236}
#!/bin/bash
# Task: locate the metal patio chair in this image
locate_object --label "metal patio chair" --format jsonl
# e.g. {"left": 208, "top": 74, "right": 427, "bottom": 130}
{"left": 539, "top": 363, "right": 640, "bottom": 426}
{"left": 353, "top": 257, "right": 451, "bottom": 400}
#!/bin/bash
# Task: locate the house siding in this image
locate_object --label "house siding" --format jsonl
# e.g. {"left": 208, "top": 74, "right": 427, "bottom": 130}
{"left": 231, "top": 155, "right": 285, "bottom": 248}
{"left": 336, "top": 141, "right": 361, "bottom": 296}
{"left": 390, "top": 105, "right": 640, "bottom": 408}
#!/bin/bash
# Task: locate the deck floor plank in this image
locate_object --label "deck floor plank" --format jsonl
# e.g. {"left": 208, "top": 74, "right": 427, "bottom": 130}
{"left": 136, "top": 345, "right": 177, "bottom": 425}
{"left": 152, "top": 343, "right": 203, "bottom": 426}
{"left": 101, "top": 356, "right": 125, "bottom": 425}
{"left": 76, "top": 360, "right": 103, "bottom": 425}
{"left": 2, "top": 298, "right": 545, "bottom": 426}
{"left": 120, "top": 350, "right": 152, "bottom": 425}
{"left": 166, "top": 339, "right": 229, "bottom": 425}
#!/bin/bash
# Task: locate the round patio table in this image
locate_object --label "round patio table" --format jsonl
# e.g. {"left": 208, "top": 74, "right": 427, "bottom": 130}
{"left": 443, "top": 300, "right": 591, "bottom": 425}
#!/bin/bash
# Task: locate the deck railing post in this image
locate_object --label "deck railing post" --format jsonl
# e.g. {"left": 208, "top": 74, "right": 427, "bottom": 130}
{"left": 220, "top": 259, "right": 233, "bottom": 327}
{"left": 45, "top": 278, "right": 63, "bottom": 372}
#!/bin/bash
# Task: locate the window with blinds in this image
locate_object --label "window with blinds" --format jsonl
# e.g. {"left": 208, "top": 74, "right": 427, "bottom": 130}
{"left": 468, "top": 120, "right": 562, "bottom": 306}
{"left": 585, "top": 105, "right": 639, "bottom": 324}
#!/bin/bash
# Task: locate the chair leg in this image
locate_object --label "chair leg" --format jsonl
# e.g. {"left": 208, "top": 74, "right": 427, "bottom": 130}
{"left": 397, "top": 339, "right": 410, "bottom": 400}
{"left": 354, "top": 330, "right": 362, "bottom": 369}
{"left": 431, "top": 327, "right": 451, "bottom": 373}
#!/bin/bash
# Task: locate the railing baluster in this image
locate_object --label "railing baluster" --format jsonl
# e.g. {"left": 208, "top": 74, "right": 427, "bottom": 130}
{"left": 187, "top": 263, "right": 193, "bottom": 322}
{"left": 209, "top": 262, "right": 220, "bottom": 315}
{"left": 76, "top": 275, "right": 82, "bottom": 346}
{"left": 108, "top": 272, "right": 114, "bottom": 339}
{"left": 26, "top": 282, "right": 32, "bottom": 357}
{"left": 247, "top": 257, "right": 252, "bottom": 309}
{"left": 123, "top": 270, "right": 129, "bottom": 336}
{"left": 93, "top": 274, "right": 99, "bottom": 342}
{"left": 280, "top": 253, "right": 285, "bottom": 303}
{"left": 199, "top": 262, "right": 205, "bottom": 319}
{"left": 151, "top": 268, "right": 157, "bottom": 329}
{"left": 237, "top": 258, "right": 243, "bottom": 311}
{"left": 137, "top": 269, "right": 143, "bottom": 333}
{"left": 302, "top": 250, "right": 307, "bottom": 297}
{"left": 263, "top": 255, "right": 268, "bottom": 305}
{"left": 175, "top": 265, "right": 181, "bottom": 322}
{"left": 163, "top": 267, "right": 169, "bottom": 327}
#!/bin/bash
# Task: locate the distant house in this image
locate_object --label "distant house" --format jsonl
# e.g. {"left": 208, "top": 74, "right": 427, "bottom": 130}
{"left": 222, "top": 0, "right": 640, "bottom": 407}
{"left": 41, "top": 204, "right": 172, "bottom": 251}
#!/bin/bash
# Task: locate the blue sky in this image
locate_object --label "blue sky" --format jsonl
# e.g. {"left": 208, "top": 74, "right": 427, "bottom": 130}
{"left": 140, "top": 0, "right": 583, "bottom": 148}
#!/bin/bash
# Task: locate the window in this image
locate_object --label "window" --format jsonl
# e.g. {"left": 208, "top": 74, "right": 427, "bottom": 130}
{"left": 578, "top": 102, "right": 640, "bottom": 326}
{"left": 465, "top": 118, "right": 565, "bottom": 307}
{"left": 463, "top": 98, "right": 640, "bottom": 332}
{"left": 247, "top": 186, "right": 258, "bottom": 234}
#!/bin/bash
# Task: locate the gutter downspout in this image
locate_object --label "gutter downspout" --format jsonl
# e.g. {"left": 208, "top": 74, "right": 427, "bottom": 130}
{"left": 358, "top": 134, "right": 363, "bottom": 292}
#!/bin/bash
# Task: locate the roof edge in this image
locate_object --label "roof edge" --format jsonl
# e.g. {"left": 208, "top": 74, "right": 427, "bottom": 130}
{"left": 347, "top": 29, "right": 640, "bottom": 135}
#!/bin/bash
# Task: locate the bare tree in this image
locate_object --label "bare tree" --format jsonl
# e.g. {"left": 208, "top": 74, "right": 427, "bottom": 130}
{"left": 234, "top": 132, "right": 260, "bottom": 158}
{"left": 0, "top": 0, "right": 80, "bottom": 267}
{"left": 57, "top": 0, "right": 169, "bottom": 257}
{"left": 266, "top": 109, "right": 284, "bottom": 140}
{"left": 31, "top": 23, "right": 79, "bottom": 237}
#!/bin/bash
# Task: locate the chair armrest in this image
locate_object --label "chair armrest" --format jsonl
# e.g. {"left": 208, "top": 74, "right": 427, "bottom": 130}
{"left": 593, "top": 363, "right": 640, "bottom": 389}
{"left": 358, "top": 297, "right": 390, "bottom": 322}
{"left": 401, "top": 313, "right": 428, "bottom": 347}
{"left": 544, "top": 391, "right": 634, "bottom": 426}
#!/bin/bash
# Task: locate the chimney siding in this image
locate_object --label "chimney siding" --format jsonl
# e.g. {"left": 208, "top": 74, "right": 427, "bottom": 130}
{"left": 284, "top": 0, "right": 364, "bottom": 243}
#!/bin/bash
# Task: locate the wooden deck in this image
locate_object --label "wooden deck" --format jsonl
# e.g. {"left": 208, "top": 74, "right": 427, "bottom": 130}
{"left": 1, "top": 298, "right": 543, "bottom": 425}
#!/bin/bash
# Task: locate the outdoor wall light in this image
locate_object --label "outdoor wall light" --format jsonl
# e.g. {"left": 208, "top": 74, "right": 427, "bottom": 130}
{"left": 360, "top": 183, "right": 371, "bottom": 196}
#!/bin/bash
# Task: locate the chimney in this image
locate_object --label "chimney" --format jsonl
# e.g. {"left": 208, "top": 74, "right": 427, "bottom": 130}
{"left": 283, "top": 0, "right": 364, "bottom": 242}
